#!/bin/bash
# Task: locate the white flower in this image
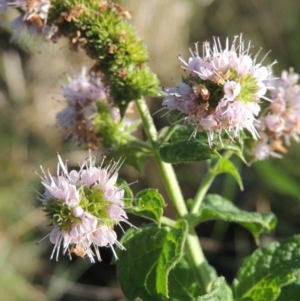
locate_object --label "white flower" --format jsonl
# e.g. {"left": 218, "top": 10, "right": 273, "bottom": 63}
{"left": 163, "top": 34, "right": 275, "bottom": 146}
{"left": 37, "top": 150, "right": 130, "bottom": 262}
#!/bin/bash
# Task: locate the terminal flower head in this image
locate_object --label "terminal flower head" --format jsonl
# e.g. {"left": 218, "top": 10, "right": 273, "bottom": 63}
{"left": 163, "top": 34, "right": 276, "bottom": 146}
{"left": 36, "top": 150, "right": 129, "bottom": 262}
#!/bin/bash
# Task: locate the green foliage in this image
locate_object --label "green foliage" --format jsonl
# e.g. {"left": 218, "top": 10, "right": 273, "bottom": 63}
{"left": 191, "top": 194, "right": 276, "bottom": 242}
{"left": 276, "top": 282, "right": 300, "bottom": 301}
{"left": 167, "top": 255, "right": 219, "bottom": 301}
{"left": 167, "top": 255, "right": 203, "bottom": 301}
{"left": 117, "top": 180, "right": 165, "bottom": 224}
{"left": 49, "top": 0, "right": 160, "bottom": 110}
{"left": 125, "top": 188, "right": 166, "bottom": 225}
{"left": 159, "top": 139, "right": 220, "bottom": 163}
{"left": 159, "top": 124, "right": 246, "bottom": 163}
{"left": 233, "top": 235, "right": 300, "bottom": 301}
{"left": 192, "top": 277, "right": 233, "bottom": 301}
{"left": 211, "top": 157, "right": 243, "bottom": 190}
{"left": 116, "top": 220, "right": 188, "bottom": 301}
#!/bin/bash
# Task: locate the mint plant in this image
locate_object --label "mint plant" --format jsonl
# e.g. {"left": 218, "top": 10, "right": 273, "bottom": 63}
{"left": 2, "top": 1, "right": 300, "bottom": 300}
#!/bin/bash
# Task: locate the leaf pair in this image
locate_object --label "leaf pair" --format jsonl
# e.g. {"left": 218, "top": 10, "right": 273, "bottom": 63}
{"left": 117, "top": 224, "right": 300, "bottom": 301}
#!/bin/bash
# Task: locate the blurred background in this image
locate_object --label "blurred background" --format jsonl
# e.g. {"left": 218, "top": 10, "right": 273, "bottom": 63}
{"left": 1, "top": 0, "right": 300, "bottom": 300}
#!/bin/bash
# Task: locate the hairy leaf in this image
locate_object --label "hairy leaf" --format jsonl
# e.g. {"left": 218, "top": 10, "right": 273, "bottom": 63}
{"left": 192, "top": 277, "right": 233, "bottom": 301}
{"left": 117, "top": 220, "right": 188, "bottom": 301}
{"left": 192, "top": 194, "right": 276, "bottom": 241}
{"left": 159, "top": 126, "right": 245, "bottom": 163}
{"left": 159, "top": 140, "right": 220, "bottom": 163}
{"left": 167, "top": 255, "right": 218, "bottom": 301}
{"left": 130, "top": 189, "right": 166, "bottom": 225}
{"left": 233, "top": 235, "right": 300, "bottom": 301}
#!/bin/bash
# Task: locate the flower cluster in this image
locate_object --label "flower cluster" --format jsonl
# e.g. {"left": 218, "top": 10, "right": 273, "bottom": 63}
{"left": 57, "top": 67, "right": 139, "bottom": 150}
{"left": 252, "top": 69, "right": 300, "bottom": 160}
{"left": 56, "top": 67, "right": 108, "bottom": 148}
{"left": 163, "top": 34, "right": 275, "bottom": 146}
{"left": 36, "top": 151, "right": 129, "bottom": 262}
{"left": 0, "top": 0, "right": 58, "bottom": 42}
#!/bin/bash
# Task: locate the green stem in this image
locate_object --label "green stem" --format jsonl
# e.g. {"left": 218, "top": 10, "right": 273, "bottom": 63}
{"left": 122, "top": 133, "right": 152, "bottom": 151}
{"left": 191, "top": 168, "right": 216, "bottom": 214}
{"left": 191, "top": 150, "right": 235, "bottom": 214}
{"left": 160, "top": 216, "right": 177, "bottom": 228}
{"left": 135, "top": 98, "right": 213, "bottom": 292}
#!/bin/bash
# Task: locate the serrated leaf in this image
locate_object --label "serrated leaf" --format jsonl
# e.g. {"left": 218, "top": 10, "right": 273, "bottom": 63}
{"left": 233, "top": 235, "right": 300, "bottom": 301}
{"left": 117, "top": 220, "right": 188, "bottom": 301}
{"left": 192, "top": 277, "right": 233, "bottom": 301}
{"left": 127, "top": 189, "right": 166, "bottom": 225}
{"left": 192, "top": 194, "right": 276, "bottom": 242}
{"left": 159, "top": 140, "right": 220, "bottom": 163}
{"left": 212, "top": 157, "right": 243, "bottom": 190}
{"left": 167, "top": 255, "right": 218, "bottom": 301}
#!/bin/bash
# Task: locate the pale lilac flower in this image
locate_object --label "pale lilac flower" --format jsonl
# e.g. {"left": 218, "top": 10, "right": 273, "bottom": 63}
{"left": 37, "top": 151, "right": 130, "bottom": 262}
{"left": 1, "top": 0, "right": 55, "bottom": 41}
{"left": 63, "top": 67, "right": 107, "bottom": 103}
{"left": 163, "top": 83, "right": 197, "bottom": 114}
{"left": 56, "top": 67, "right": 107, "bottom": 147}
{"left": 163, "top": 34, "right": 275, "bottom": 146}
{"left": 252, "top": 69, "right": 300, "bottom": 160}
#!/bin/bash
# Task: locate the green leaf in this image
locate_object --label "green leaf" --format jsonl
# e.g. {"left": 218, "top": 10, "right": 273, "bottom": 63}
{"left": 233, "top": 235, "right": 300, "bottom": 301}
{"left": 159, "top": 140, "right": 220, "bottom": 163}
{"left": 192, "top": 194, "right": 276, "bottom": 242}
{"left": 167, "top": 255, "right": 218, "bottom": 301}
{"left": 159, "top": 128, "right": 246, "bottom": 164}
{"left": 169, "top": 125, "right": 207, "bottom": 143}
{"left": 192, "top": 277, "right": 233, "bottom": 301}
{"left": 167, "top": 255, "right": 202, "bottom": 300}
{"left": 117, "top": 220, "right": 188, "bottom": 301}
{"left": 220, "top": 141, "right": 247, "bottom": 163}
{"left": 212, "top": 157, "right": 243, "bottom": 190}
{"left": 276, "top": 282, "right": 300, "bottom": 301}
{"left": 127, "top": 189, "right": 166, "bottom": 225}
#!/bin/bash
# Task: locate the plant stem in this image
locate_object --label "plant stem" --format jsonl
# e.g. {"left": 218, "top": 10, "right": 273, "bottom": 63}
{"left": 135, "top": 98, "right": 213, "bottom": 292}
{"left": 160, "top": 216, "right": 177, "bottom": 228}
{"left": 123, "top": 133, "right": 153, "bottom": 151}
{"left": 191, "top": 169, "right": 216, "bottom": 214}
